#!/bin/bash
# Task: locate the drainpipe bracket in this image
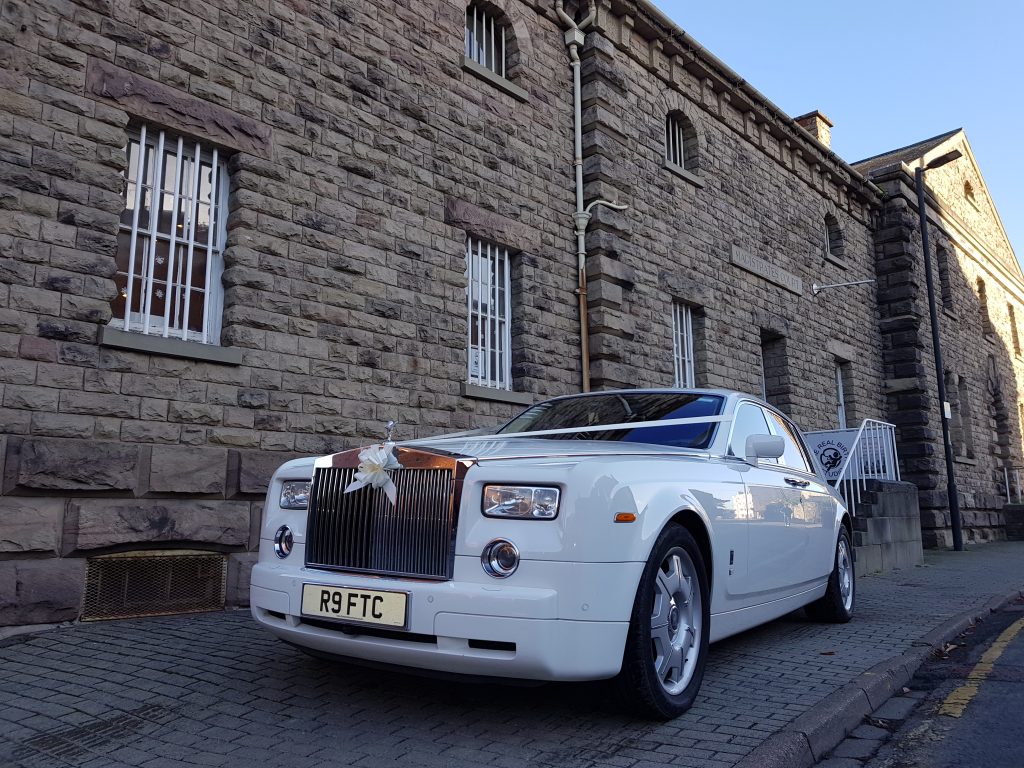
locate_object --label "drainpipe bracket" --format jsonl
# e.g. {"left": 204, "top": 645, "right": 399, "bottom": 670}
{"left": 564, "top": 28, "right": 585, "bottom": 47}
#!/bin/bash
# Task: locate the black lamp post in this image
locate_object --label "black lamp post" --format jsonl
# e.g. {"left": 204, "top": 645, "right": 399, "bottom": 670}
{"left": 914, "top": 149, "right": 964, "bottom": 551}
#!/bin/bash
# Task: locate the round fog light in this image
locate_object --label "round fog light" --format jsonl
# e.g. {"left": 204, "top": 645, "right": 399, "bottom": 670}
{"left": 274, "top": 525, "right": 293, "bottom": 559}
{"left": 481, "top": 539, "right": 519, "bottom": 578}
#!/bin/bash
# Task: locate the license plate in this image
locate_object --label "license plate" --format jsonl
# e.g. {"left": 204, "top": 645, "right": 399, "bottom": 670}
{"left": 300, "top": 584, "right": 408, "bottom": 628}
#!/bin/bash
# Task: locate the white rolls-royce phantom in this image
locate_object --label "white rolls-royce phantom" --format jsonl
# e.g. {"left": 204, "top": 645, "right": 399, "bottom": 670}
{"left": 250, "top": 389, "right": 854, "bottom": 718}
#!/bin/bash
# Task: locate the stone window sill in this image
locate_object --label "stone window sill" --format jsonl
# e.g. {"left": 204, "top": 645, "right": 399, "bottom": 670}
{"left": 823, "top": 252, "right": 847, "bottom": 270}
{"left": 100, "top": 326, "right": 242, "bottom": 365}
{"left": 461, "top": 382, "right": 534, "bottom": 406}
{"left": 663, "top": 160, "right": 705, "bottom": 189}
{"left": 954, "top": 455, "right": 978, "bottom": 466}
{"left": 461, "top": 56, "right": 528, "bottom": 102}
{"left": 942, "top": 307, "right": 957, "bottom": 321}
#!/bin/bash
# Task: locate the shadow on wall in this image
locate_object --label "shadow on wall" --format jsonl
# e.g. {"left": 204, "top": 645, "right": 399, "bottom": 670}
{"left": 875, "top": 189, "right": 1020, "bottom": 548}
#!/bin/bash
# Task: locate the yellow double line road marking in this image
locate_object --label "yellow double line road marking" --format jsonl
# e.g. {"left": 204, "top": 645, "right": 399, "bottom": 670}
{"left": 939, "top": 616, "right": 1024, "bottom": 718}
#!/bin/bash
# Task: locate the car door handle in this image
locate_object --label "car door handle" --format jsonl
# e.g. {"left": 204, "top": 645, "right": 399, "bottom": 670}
{"left": 784, "top": 477, "right": 810, "bottom": 487}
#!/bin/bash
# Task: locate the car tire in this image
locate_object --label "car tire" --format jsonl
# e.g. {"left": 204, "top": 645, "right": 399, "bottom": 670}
{"left": 806, "top": 526, "right": 855, "bottom": 623}
{"left": 615, "top": 523, "right": 710, "bottom": 720}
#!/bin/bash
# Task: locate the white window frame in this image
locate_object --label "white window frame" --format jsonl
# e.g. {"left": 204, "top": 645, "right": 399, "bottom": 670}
{"left": 466, "top": 236, "right": 512, "bottom": 390}
{"left": 672, "top": 301, "right": 695, "bottom": 388}
{"left": 115, "top": 124, "right": 229, "bottom": 345}
{"left": 465, "top": 3, "right": 507, "bottom": 78}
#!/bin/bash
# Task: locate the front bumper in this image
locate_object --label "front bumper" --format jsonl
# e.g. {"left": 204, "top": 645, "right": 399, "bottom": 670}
{"left": 250, "top": 556, "right": 640, "bottom": 681}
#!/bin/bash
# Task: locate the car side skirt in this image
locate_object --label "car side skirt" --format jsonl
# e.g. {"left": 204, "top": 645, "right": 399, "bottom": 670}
{"left": 709, "top": 581, "right": 828, "bottom": 643}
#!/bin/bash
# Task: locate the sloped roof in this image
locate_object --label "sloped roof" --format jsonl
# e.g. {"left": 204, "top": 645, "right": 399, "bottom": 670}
{"left": 851, "top": 129, "right": 962, "bottom": 175}
{"left": 854, "top": 128, "right": 1021, "bottom": 280}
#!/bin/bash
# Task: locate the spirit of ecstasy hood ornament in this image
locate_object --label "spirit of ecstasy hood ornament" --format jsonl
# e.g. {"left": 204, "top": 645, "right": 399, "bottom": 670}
{"left": 384, "top": 420, "right": 396, "bottom": 443}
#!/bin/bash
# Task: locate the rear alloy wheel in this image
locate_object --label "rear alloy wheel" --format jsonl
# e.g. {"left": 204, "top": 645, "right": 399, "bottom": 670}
{"left": 616, "top": 524, "right": 709, "bottom": 719}
{"left": 806, "top": 526, "right": 855, "bottom": 623}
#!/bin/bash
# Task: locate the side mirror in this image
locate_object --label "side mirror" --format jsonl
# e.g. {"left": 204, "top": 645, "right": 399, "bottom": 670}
{"left": 745, "top": 434, "right": 784, "bottom": 464}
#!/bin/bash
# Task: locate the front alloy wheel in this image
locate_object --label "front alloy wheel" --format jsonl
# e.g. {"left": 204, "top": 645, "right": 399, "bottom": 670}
{"left": 617, "top": 524, "right": 710, "bottom": 719}
{"left": 651, "top": 548, "right": 703, "bottom": 696}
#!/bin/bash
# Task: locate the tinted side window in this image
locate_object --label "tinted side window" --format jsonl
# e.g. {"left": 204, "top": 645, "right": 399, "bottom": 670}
{"left": 729, "top": 404, "right": 772, "bottom": 457}
{"left": 766, "top": 411, "right": 811, "bottom": 472}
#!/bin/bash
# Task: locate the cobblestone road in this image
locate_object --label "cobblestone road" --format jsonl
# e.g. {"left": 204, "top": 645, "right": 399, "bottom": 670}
{"left": 2, "top": 543, "right": 1023, "bottom": 768}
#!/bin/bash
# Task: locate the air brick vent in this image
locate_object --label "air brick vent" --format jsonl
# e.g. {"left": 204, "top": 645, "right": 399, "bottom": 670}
{"left": 82, "top": 550, "right": 227, "bottom": 621}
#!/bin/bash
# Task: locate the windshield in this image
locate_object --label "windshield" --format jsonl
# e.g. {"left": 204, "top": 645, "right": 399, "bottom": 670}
{"left": 498, "top": 392, "right": 724, "bottom": 449}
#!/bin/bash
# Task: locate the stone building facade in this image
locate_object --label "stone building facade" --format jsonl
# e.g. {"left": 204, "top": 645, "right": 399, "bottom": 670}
{"left": 0, "top": 0, "right": 1011, "bottom": 625}
{"left": 855, "top": 130, "right": 1024, "bottom": 547}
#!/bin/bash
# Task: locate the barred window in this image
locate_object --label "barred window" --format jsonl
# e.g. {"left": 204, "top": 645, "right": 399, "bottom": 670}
{"left": 665, "top": 112, "right": 698, "bottom": 172}
{"left": 465, "top": 3, "right": 507, "bottom": 78}
{"left": 113, "top": 124, "right": 229, "bottom": 344}
{"left": 672, "top": 301, "right": 695, "bottom": 388}
{"left": 466, "top": 236, "right": 512, "bottom": 390}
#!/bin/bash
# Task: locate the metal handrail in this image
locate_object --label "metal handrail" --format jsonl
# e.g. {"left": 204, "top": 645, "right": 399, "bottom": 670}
{"left": 1004, "top": 466, "right": 1024, "bottom": 504}
{"left": 825, "top": 419, "right": 900, "bottom": 516}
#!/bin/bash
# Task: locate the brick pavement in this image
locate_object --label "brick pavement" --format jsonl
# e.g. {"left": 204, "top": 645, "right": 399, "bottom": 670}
{"left": 2, "top": 542, "right": 1023, "bottom": 768}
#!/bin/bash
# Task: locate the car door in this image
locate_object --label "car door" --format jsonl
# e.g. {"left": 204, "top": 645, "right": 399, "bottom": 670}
{"left": 718, "top": 402, "right": 787, "bottom": 604}
{"left": 729, "top": 402, "right": 803, "bottom": 601}
{"left": 763, "top": 410, "right": 836, "bottom": 587}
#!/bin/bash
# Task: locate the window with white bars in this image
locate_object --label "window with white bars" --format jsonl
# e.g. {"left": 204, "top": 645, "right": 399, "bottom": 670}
{"left": 665, "top": 112, "right": 698, "bottom": 172}
{"left": 465, "top": 3, "right": 508, "bottom": 79}
{"left": 672, "top": 302, "right": 695, "bottom": 388}
{"left": 112, "top": 125, "right": 229, "bottom": 345}
{"left": 466, "top": 236, "right": 512, "bottom": 390}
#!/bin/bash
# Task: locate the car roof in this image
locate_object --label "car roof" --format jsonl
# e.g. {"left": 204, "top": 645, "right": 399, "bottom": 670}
{"left": 539, "top": 387, "right": 757, "bottom": 404}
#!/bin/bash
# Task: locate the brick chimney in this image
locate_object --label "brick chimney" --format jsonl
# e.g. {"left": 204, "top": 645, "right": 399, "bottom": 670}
{"left": 794, "top": 110, "right": 834, "bottom": 149}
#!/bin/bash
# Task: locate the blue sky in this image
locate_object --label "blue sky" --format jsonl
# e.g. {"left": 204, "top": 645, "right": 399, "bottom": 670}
{"left": 657, "top": 0, "right": 1023, "bottom": 263}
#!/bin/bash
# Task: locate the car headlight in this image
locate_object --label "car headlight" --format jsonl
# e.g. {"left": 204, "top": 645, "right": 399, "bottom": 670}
{"left": 482, "top": 485, "right": 560, "bottom": 519}
{"left": 280, "top": 480, "right": 311, "bottom": 510}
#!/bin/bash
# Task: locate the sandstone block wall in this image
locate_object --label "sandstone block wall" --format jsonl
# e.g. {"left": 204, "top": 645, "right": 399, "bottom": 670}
{"left": 575, "top": 6, "right": 885, "bottom": 430}
{"left": 0, "top": 0, "right": 581, "bottom": 624}
{"left": 871, "top": 165, "right": 1021, "bottom": 547}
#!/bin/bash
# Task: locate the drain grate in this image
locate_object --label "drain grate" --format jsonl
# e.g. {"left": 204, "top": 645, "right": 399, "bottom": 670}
{"left": 82, "top": 550, "right": 227, "bottom": 621}
{"left": 11, "top": 703, "right": 178, "bottom": 765}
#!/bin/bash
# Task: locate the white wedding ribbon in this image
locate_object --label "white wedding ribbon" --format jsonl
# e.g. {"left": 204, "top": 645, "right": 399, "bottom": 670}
{"left": 460, "top": 415, "right": 729, "bottom": 440}
{"left": 344, "top": 443, "right": 402, "bottom": 505}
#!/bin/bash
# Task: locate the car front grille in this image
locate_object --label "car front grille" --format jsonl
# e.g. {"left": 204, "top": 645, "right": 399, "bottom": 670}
{"left": 304, "top": 463, "right": 458, "bottom": 580}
